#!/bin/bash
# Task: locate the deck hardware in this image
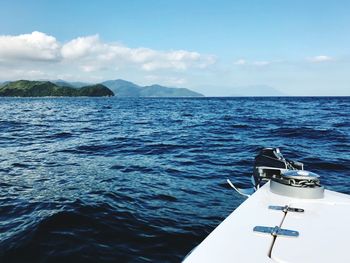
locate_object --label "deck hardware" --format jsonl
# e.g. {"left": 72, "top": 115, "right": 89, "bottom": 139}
{"left": 253, "top": 226, "right": 299, "bottom": 237}
{"left": 268, "top": 205, "right": 304, "bottom": 213}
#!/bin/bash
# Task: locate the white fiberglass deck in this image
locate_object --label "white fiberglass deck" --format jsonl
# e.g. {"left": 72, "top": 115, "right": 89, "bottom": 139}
{"left": 183, "top": 182, "right": 350, "bottom": 263}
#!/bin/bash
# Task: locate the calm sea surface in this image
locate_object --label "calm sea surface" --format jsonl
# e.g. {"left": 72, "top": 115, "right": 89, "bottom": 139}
{"left": 0, "top": 97, "right": 349, "bottom": 262}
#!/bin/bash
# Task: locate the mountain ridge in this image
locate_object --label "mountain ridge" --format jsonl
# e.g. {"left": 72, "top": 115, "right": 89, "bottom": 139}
{"left": 0, "top": 79, "right": 287, "bottom": 97}
{"left": 0, "top": 80, "right": 114, "bottom": 97}
{"left": 101, "top": 79, "right": 204, "bottom": 97}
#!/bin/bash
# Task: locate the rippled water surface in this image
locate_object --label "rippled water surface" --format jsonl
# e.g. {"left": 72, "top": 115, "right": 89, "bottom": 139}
{"left": 0, "top": 97, "right": 349, "bottom": 262}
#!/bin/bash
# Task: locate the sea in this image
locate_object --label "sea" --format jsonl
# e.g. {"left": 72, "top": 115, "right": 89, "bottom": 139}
{"left": 0, "top": 97, "right": 349, "bottom": 262}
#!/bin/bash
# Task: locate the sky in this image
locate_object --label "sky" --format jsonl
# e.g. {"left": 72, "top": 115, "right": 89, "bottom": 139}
{"left": 0, "top": 0, "right": 349, "bottom": 96}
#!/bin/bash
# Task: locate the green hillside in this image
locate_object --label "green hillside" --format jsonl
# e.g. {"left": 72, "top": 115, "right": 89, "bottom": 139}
{"left": 0, "top": 80, "right": 114, "bottom": 97}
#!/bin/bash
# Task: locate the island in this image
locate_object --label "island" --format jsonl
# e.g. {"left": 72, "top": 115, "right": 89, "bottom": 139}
{"left": 101, "top": 79, "right": 204, "bottom": 97}
{"left": 0, "top": 79, "right": 204, "bottom": 97}
{"left": 0, "top": 80, "right": 114, "bottom": 97}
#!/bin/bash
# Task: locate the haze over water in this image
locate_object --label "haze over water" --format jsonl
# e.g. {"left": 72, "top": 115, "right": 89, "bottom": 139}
{"left": 0, "top": 97, "right": 349, "bottom": 262}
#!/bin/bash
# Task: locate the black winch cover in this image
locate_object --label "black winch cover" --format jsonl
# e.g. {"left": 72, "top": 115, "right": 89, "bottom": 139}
{"left": 253, "top": 148, "right": 304, "bottom": 185}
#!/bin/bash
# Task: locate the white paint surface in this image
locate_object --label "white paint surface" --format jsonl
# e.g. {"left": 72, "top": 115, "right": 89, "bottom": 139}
{"left": 184, "top": 182, "right": 350, "bottom": 263}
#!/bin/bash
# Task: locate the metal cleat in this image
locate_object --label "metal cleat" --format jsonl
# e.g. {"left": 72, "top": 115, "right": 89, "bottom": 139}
{"left": 253, "top": 226, "right": 299, "bottom": 237}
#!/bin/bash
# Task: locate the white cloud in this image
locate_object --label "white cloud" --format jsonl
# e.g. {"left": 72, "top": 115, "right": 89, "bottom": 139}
{"left": 81, "top": 65, "right": 100, "bottom": 72}
{"left": 59, "top": 34, "right": 215, "bottom": 71}
{"left": 308, "top": 55, "right": 333, "bottom": 63}
{"left": 0, "top": 31, "right": 216, "bottom": 82}
{"left": 252, "top": 61, "right": 270, "bottom": 66}
{"left": 234, "top": 59, "right": 271, "bottom": 66}
{"left": 0, "top": 68, "right": 51, "bottom": 80}
{"left": 61, "top": 35, "right": 100, "bottom": 59}
{"left": 234, "top": 59, "right": 246, "bottom": 65}
{"left": 0, "top": 31, "right": 60, "bottom": 61}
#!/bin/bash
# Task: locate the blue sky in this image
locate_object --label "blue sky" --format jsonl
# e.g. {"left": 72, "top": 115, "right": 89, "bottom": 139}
{"left": 0, "top": 0, "right": 349, "bottom": 95}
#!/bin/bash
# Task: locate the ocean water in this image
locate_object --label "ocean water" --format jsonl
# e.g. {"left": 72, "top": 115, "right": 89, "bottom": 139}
{"left": 0, "top": 97, "right": 349, "bottom": 262}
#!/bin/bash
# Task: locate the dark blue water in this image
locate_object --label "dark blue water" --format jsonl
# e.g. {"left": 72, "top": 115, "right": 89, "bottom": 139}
{"left": 0, "top": 97, "right": 349, "bottom": 262}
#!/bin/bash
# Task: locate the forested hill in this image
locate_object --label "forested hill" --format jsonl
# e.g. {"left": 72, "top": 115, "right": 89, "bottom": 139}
{"left": 0, "top": 80, "right": 114, "bottom": 97}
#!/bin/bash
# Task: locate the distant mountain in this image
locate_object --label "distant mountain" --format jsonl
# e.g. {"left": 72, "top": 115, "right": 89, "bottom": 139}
{"left": 102, "top": 79, "right": 203, "bottom": 97}
{"left": 51, "top": 79, "right": 75, "bottom": 88}
{"left": 52, "top": 79, "right": 90, "bottom": 88}
{"left": 102, "top": 79, "right": 141, "bottom": 97}
{"left": 229, "top": 85, "right": 285, "bottom": 96}
{"left": 140, "top": 85, "right": 202, "bottom": 97}
{"left": 0, "top": 80, "right": 285, "bottom": 97}
{"left": 0, "top": 80, "right": 114, "bottom": 97}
